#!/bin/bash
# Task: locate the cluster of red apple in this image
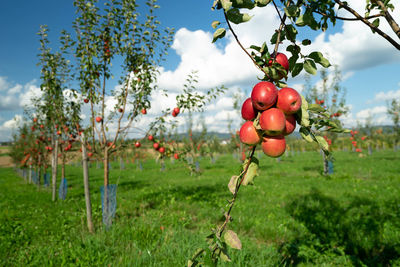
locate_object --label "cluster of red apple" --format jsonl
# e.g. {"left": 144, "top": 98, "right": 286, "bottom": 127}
{"left": 349, "top": 130, "right": 362, "bottom": 153}
{"left": 315, "top": 99, "right": 325, "bottom": 105}
{"left": 133, "top": 106, "right": 181, "bottom": 158}
{"left": 239, "top": 81, "right": 301, "bottom": 157}
{"left": 323, "top": 135, "right": 332, "bottom": 146}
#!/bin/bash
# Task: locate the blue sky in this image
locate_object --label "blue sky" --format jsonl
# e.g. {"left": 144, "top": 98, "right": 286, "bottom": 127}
{"left": 0, "top": 0, "right": 400, "bottom": 141}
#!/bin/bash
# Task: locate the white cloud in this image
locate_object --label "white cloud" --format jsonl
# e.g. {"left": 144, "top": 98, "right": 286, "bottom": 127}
{"left": 0, "top": 77, "right": 42, "bottom": 111}
{"left": 0, "top": 115, "right": 23, "bottom": 139}
{"left": 374, "top": 89, "right": 400, "bottom": 102}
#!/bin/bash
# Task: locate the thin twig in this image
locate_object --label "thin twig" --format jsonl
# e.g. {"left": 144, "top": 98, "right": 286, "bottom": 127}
{"left": 334, "top": 0, "right": 400, "bottom": 50}
{"left": 223, "top": 12, "right": 268, "bottom": 76}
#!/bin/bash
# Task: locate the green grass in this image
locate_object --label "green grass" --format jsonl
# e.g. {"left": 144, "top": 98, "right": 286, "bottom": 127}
{"left": 1, "top": 150, "right": 400, "bottom": 266}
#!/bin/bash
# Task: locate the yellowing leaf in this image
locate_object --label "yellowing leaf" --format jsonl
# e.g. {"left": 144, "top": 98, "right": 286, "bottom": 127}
{"left": 224, "top": 230, "right": 242, "bottom": 250}
{"left": 242, "top": 157, "right": 259, "bottom": 185}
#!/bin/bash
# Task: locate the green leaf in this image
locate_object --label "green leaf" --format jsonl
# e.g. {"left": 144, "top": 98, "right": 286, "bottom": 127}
{"left": 276, "top": 81, "right": 288, "bottom": 88}
{"left": 291, "top": 63, "right": 303, "bottom": 77}
{"left": 254, "top": 0, "right": 271, "bottom": 7}
{"left": 221, "top": 0, "right": 232, "bottom": 11}
{"left": 300, "top": 127, "right": 313, "bottom": 143}
{"left": 298, "top": 95, "right": 310, "bottom": 127}
{"left": 308, "top": 103, "right": 325, "bottom": 112}
{"left": 211, "top": 21, "right": 220, "bottom": 29}
{"left": 295, "top": 14, "right": 306, "bottom": 26}
{"left": 232, "top": 0, "right": 255, "bottom": 9}
{"left": 308, "top": 52, "right": 331, "bottom": 68}
{"left": 219, "top": 244, "right": 231, "bottom": 262}
{"left": 228, "top": 175, "right": 239, "bottom": 194}
{"left": 242, "top": 157, "right": 259, "bottom": 185}
{"left": 224, "top": 230, "right": 242, "bottom": 250}
{"left": 315, "top": 135, "right": 329, "bottom": 151}
{"left": 302, "top": 39, "right": 311, "bottom": 46}
{"left": 372, "top": 18, "right": 380, "bottom": 33}
{"left": 284, "top": 5, "right": 299, "bottom": 17}
{"left": 226, "top": 8, "right": 252, "bottom": 24}
{"left": 304, "top": 59, "right": 317, "bottom": 75}
{"left": 212, "top": 28, "right": 226, "bottom": 43}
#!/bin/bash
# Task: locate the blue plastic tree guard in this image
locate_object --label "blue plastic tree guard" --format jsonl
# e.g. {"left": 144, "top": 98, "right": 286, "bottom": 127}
{"left": 58, "top": 178, "right": 68, "bottom": 200}
{"left": 32, "top": 171, "right": 38, "bottom": 184}
{"left": 44, "top": 173, "right": 50, "bottom": 187}
{"left": 101, "top": 184, "right": 117, "bottom": 227}
{"left": 195, "top": 161, "right": 200, "bottom": 172}
{"left": 328, "top": 160, "right": 334, "bottom": 175}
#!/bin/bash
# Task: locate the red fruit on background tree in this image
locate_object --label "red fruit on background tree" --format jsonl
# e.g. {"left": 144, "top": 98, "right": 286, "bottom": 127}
{"left": 173, "top": 107, "right": 180, "bottom": 115}
{"left": 153, "top": 142, "right": 160, "bottom": 150}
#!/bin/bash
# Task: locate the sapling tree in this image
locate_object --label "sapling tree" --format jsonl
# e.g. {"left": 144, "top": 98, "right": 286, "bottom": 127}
{"left": 303, "top": 66, "right": 348, "bottom": 175}
{"left": 68, "top": 0, "right": 173, "bottom": 226}
{"left": 145, "top": 71, "right": 226, "bottom": 174}
{"left": 387, "top": 99, "right": 400, "bottom": 150}
{"left": 37, "top": 25, "right": 74, "bottom": 201}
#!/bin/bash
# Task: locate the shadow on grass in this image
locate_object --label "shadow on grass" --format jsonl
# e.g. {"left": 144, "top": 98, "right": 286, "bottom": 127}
{"left": 141, "top": 184, "right": 227, "bottom": 209}
{"left": 281, "top": 188, "right": 400, "bottom": 266}
{"left": 302, "top": 165, "right": 322, "bottom": 173}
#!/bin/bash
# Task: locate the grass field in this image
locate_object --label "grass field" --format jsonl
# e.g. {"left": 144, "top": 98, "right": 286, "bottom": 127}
{"left": 1, "top": 150, "right": 400, "bottom": 266}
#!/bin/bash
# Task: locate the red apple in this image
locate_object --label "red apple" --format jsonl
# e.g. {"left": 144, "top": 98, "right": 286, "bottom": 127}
{"left": 239, "top": 121, "right": 261, "bottom": 145}
{"left": 259, "top": 108, "right": 286, "bottom": 136}
{"left": 269, "top": 52, "right": 289, "bottom": 71}
{"left": 174, "top": 153, "right": 179, "bottom": 159}
{"left": 141, "top": 108, "right": 147, "bottom": 115}
{"left": 118, "top": 108, "right": 123, "bottom": 113}
{"left": 153, "top": 142, "right": 160, "bottom": 150}
{"left": 283, "top": 114, "right": 296, "bottom": 136}
{"left": 33, "top": 118, "right": 37, "bottom": 123}
{"left": 159, "top": 147, "right": 165, "bottom": 153}
{"left": 40, "top": 124, "right": 44, "bottom": 129}
{"left": 276, "top": 87, "right": 302, "bottom": 114}
{"left": 251, "top": 81, "right": 278, "bottom": 111}
{"left": 88, "top": 152, "right": 93, "bottom": 157}
{"left": 57, "top": 130, "right": 62, "bottom": 136}
{"left": 135, "top": 141, "right": 141, "bottom": 148}
{"left": 84, "top": 98, "right": 89, "bottom": 103}
{"left": 95, "top": 116, "right": 102, "bottom": 123}
{"left": 173, "top": 107, "right": 180, "bottom": 115}
{"left": 241, "top": 98, "right": 257, "bottom": 121}
{"left": 148, "top": 135, "right": 154, "bottom": 141}
{"left": 261, "top": 135, "right": 286, "bottom": 158}
{"left": 172, "top": 111, "right": 177, "bottom": 117}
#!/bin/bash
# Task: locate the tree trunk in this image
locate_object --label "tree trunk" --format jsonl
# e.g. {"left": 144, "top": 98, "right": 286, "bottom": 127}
{"left": 322, "top": 150, "right": 328, "bottom": 176}
{"left": 61, "top": 156, "right": 65, "bottom": 179}
{"left": 103, "top": 148, "right": 110, "bottom": 225}
{"left": 29, "top": 159, "right": 32, "bottom": 184}
{"left": 38, "top": 166, "right": 42, "bottom": 190}
{"left": 52, "top": 138, "right": 59, "bottom": 202}
{"left": 82, "top": 133, "right": 94, "bottom": 233}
